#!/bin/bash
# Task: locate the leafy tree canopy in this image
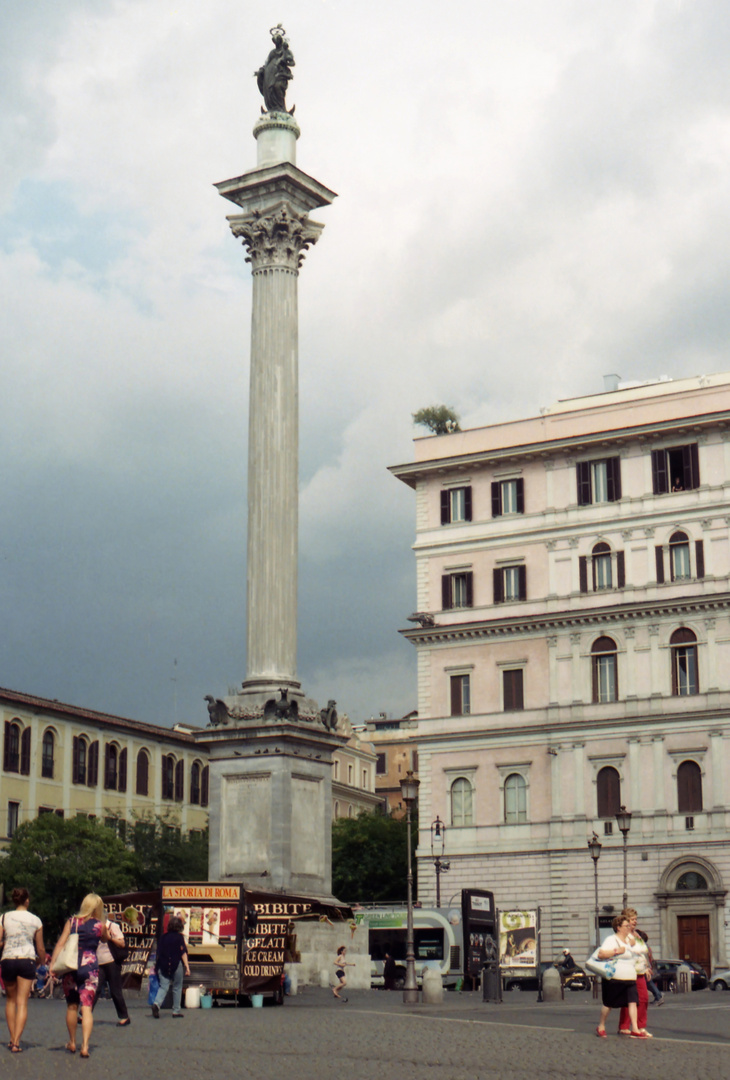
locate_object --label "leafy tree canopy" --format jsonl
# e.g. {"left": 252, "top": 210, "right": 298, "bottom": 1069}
{"left": 129, "top": 811, "right": 208, "bottom": 891}
{"left": 412, "top": 405, "right": 461, "bottom": 435}
{"left": 332, "top": 810, "right": 416, "bottom": 904}
{"left": 0, "top": 815, "right": 138, "bottom": 941}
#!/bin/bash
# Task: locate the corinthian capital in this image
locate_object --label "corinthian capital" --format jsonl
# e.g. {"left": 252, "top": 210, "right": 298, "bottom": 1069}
{"left": 229, "top": 204, "right": 324, "bottom": 271}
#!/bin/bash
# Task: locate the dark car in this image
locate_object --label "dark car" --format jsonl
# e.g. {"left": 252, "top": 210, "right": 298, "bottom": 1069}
{"left": 654, "top": 959, "right": 708, "bottom": 991}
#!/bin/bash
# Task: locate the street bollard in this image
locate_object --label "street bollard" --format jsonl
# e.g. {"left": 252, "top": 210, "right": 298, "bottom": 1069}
{"left": 541, "top": 965, "right": 562, "bottom": 1002}
{"left": 481, "top": 961, "right": 502, "bottom": 1004}
{"left": 422, "top": 967, "right": 443, "bottom": 1004}
{"left": 677, "top": 965, "right": 691, "bottom": 993}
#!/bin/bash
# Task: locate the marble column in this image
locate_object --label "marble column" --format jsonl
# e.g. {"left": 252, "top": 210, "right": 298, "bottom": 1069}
{"left": 215, "top": 114, "right": 336, "bottom": 712}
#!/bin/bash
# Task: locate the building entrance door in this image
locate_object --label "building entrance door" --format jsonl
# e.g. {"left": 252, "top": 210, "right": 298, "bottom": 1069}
{"left": 677, "top": 914, "right": 711, "bottom": 972}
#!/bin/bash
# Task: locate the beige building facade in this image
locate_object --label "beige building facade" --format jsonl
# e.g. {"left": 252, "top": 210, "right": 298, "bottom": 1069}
{"left": 391, "top": 373, "right": 730, "bottom": 973}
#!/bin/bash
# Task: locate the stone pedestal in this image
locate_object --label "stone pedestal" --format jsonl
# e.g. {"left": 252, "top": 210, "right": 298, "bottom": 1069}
{"left": 202, "top": 717, "right": 347, "bottom": 897}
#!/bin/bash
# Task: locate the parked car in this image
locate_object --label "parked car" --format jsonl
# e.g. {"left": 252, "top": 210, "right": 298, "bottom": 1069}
{"left": 654, "top": 959, "right": 708, "bottom": 991}
{"left": 710, "top": 967, "right": 730, "bottom": 991}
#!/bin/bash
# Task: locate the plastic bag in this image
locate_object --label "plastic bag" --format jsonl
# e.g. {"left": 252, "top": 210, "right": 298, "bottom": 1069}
{"left": 148, "top": 972, "right": 159, "bottom": 1005}
{"left": 585, "top": 949, "right": 617, "bottom": 979}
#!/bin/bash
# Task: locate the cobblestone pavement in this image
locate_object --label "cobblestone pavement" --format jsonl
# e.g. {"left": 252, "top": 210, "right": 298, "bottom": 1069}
{"left": 4, "top": 988, "right": 728, "bottom": 1080}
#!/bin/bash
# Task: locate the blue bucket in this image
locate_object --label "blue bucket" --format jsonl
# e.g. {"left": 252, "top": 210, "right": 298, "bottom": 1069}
{"left": 251, "top": 994, "right": 264, "bottom": 1008}
{"left": 200, "top": 993, "right": 213, "bottom": 1009}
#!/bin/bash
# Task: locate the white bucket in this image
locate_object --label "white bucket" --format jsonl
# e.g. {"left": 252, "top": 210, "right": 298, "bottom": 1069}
{"left": 185, "top": 986, "right": 201, "bottom": 1009}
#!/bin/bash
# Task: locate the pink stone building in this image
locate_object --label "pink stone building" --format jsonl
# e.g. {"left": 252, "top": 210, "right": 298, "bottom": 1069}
{"left": 390, "top": 373, "right": 730, "bottom": 974}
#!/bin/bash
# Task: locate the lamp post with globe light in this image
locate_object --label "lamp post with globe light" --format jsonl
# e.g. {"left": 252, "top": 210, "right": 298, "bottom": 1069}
{"left": 430, "top": 816, "right": 450, "bottom": 908}
{"left": 400, "top": 770, "right": 420, "bottom": 1004}
{"left": 587, "top": 833, "right": 602, "bottom": 949}
{"left": 615, "top": 806, "right": 632, "bottom": 910}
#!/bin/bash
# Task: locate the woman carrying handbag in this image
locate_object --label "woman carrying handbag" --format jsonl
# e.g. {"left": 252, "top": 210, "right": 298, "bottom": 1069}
{"left": 50, "top": 894, "right": 110, "bottom": 1058}
{"left": 593, "top": 914, "right": 648, "bottom": 1039}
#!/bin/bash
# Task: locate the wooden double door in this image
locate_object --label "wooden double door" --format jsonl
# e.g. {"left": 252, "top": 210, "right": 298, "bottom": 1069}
{"left": 677, "top": 914, "right": 711, "bottom": 973}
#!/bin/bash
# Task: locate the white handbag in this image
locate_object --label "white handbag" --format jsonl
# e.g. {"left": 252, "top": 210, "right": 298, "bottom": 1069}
{"left": 585, "top": 948, "right": 617, "bottom": 980}
{"left": 53, "top": 923, "right": 79, "bottom": 976}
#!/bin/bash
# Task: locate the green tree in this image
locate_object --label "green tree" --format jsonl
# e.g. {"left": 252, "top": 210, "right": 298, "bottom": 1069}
{"left": 332, "top": 810, "right": 417, "bottom": 903}
{"left": 412, "top": 406, "right": 461, "bottom": 435}
{"left": 0, "top": 815, "right": 139, "bottom": 940}
{"left": 129, "top": 811, "right": 209, "bottom": 890}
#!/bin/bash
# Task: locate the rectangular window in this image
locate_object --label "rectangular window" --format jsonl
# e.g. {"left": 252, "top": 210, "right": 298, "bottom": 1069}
{"left": 651, "top": 444, "right": 700, "bottom": 494}
{"left": 491, "top": 478, "right": 524, "bottom": 517}
{"left": 376, "top": 752, "right": 387, "bottom": 775}
{"left": 595, "top": 655, "right": 617, "bottom": 703}
{"left": 503, "top": 669, "right": 524, "bottom": 711}
{"left": 7, "top": 801, "right": 19, "bottom": 838}
{"left": 442, "top": 571, "right": 473, "bottom": 610}
{"left": 411, "top": 749, "right": 418, "bottom": 772}
{"left": 494, "top": 565, "right": 527, "bottom": 603}
{"left": 674, "top": 647, "right": 698, "bottom": 696}
{"left": 440, "top": 486, "right": 472, "bottom": 525}
{"left": 671, "top": 542, "right": 691, "bottom": 581}
{"left": 450, "top": 674, "right": 471, "bottom": 716}
{"left": 576, "top": 457, "right": 621, "bottom": 506}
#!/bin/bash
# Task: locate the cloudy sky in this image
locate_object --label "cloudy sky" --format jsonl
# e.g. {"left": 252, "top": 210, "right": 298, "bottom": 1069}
{"left": 2, "top": 0, "right": 730, "bottom": 729}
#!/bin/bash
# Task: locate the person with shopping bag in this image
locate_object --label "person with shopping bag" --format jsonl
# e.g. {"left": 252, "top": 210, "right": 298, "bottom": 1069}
{"left": 592, "top": 914, "right": 648, "bottom": 1039}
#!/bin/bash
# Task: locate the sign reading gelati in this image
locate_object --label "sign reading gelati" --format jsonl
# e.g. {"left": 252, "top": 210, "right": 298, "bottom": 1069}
{"left": 241, "top": 894, "right": 313, "bottom": 991}
{"left": 161, "top": 883, "right": 242, "bottom": 903}
{"left": 103, "top": 890, "right": 161, "bottom": 990}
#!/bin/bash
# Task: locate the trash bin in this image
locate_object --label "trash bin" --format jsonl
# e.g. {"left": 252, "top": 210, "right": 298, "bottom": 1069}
{"left": 482, "top": 961, "right": 502, "bottom": 1003}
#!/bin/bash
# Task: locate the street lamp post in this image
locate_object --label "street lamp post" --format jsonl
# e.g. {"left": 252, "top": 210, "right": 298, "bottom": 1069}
{"left": 615, "top": 805, "right": 632, "bottom": 910}
{"left": 400, "top": 769, "right": 420, "bottom": 1004}
{"left": 430, "top": 816, "right": 450, "bottom": 908}
{"left": 587, "top": 833, "right": 602, "bottom": 949}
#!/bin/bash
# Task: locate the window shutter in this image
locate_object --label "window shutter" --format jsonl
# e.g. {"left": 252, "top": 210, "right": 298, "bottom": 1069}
{"left": 201, "top": 765, "right": 210, "bottom": 807}
{"left": 440, "top": 490, "right": 450, "bottom": 525}
{"left": 72, "top": 736, "right": 79, "bottom": 784}
{"left": 516, "top": 478, "right": 525, "bottom": 514}
{"left": 655, "top": 546, "right": 665, "bottom": 584}
{"left": 607, "top": 457, "right": 622, "bottom": 502}
{"left": 491, "top": 482, "right": 501, "bottom": 518}
{"left": 465, "top": 571, "right": 474, "bottom": 607}
{"left": 576, "top": 462, "right": 592, "bottom": 506}
{"left": 464, "top": 486, "right": 472, "bottom": 522}
{"left": 651, "top": 450, "right": 668, "bottom": 495}
{"left": 518, "top": 564, "right": 527, "bottom": 601}
{"left": 118, "top": 748, "right": 128, "bottom": 793}
{"left": 19, "top": 727, "right": 31, "bottom": 775}
{"left": 442, "top": 575, "right": 452, "bottom": 610}
{"left": 684, "top": 443, "right": 700, "bottom": 490}
{"left": 695, "top": 539, "right": 705, "bottom": 579}
{"left": 175, "top": 759, "right": 184, "bottom": 801}
{"left": 616, "top": 551, "right": 625, "bottom": 588}
{"left": 493, "top": 568, "right": 503, "bottom": 604}
{"left": 3, "top": 721, "right": 11, "bottom": 772}
{"left": 104, "top": 744, "right": 113, "bottom": 789}
{"left": 450, "top": 676, "right": 462, "bottom": 716}
{"left": 579, "top": 556, "right": 588, "bottom": 593}
{"left": 88, "top": 741, "right": 99, "bottom": 787}
{"left": 136, "top": 751, "right": 149, "bottom": 796}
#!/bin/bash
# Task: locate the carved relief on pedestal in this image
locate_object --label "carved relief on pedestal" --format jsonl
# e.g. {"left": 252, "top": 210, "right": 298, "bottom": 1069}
{"left": 230, "top": 204, "right": 324, "bottom": 271}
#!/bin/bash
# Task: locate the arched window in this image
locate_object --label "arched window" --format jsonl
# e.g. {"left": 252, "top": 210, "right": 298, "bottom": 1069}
{"left": 670, "top": 628, "right": 698, "bottom": 696}
{"left": 676, "top": 871, "right": 708, "bottom": 891}
{"left": 597, "top": 766, "right": 621, "bottom": 818}
{"left": 72, "top": 736, "right": 88, "bottom": 785}
{"left": 190, "top": 762, "right": 201, "bottom": 805}
{"left": 104, "top": 744, "right": 119, "bottom": 790}
{"left": 162, "top": 755, "right": 175, "bottom": 800}
{"left": 450, "top": 777, "right": 474, "bottom": 826}
{"left": 669, "top": 531, "right": 691, "bottom": 581}
{"left": 347, "top": 805, "right": 353, "bottom": 817}
{"left": 3, "top": 721, "right": 21, "bottom": 773}
{"left": 118, "top": 748, "right": 127, "bottom": 793}
{"left": 174, "top": 759, "right": 184, "bottom": 802}
{"left": 504, "top": 773, "right": 527, "bottom": 823}
{"left": 136, "top": 749, "right": 150, "bottom": 796}
{"left": 592, "top": 543, "right": 612, "bottom": 590}
{"left": 591, "top": 637, "right": 618, "bottom": 703}
{"left": 201, "top": 765, "right": 209, "bottom": 807}
{"left": 677, "top": 760, "right": 703, "bottom": 813}
{"left": 42, "top": 730, "right": 55, "bottom": 779}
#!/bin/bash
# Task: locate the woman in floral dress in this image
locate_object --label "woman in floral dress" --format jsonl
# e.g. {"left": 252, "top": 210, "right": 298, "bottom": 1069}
{"left": 50, "top": 894, "right": 109, "bottom": 1058}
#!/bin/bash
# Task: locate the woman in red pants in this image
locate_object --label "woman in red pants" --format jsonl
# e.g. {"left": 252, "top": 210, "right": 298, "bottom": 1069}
{"left": 617, "top": 908, "right": 651, "bottom": 1038}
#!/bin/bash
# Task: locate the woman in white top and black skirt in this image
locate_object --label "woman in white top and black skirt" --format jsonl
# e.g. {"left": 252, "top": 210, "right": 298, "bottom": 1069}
{"left": 595, "top": 914, "right": 648, "bottom": 1039}
{"left": 0, "top": 887, "right": 45, "bottom": 1053}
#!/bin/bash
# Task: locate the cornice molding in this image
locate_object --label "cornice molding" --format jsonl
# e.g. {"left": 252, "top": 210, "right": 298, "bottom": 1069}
{"left": 400, "top": 593, "right": 730, "bottom": 646}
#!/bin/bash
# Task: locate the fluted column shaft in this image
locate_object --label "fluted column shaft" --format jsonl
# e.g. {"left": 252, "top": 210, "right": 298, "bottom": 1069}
{"left": 247, "top": 262, "right": 299, "bottom": 682}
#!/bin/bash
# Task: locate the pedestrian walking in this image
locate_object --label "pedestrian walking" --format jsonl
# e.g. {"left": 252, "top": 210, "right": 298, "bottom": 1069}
{"left": 617, "top": 909, "right": 652, "bottom": 1037}
{"left": 94, "top": 918, "right": 130, "bottom": 1026}
{"left": 151, "top": 916, "right": 190, "bottom": 1018}
{"left": 333, "top": 945, "right": 354, "bottom": 1001}
{"left": 0, "top": 887, "right": 45, "bottom": 1053}
{"left": 594, "top": 914, "right": 647, "bottom": 1039}
{"left": 50, "top": 892, "right": 110, "bottom": 1058}
{"left": 383, "top": 950, "right": 397, "bottom": 991}
{"left": 642, "top": 932, "right": 664, "bottom": 1005}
